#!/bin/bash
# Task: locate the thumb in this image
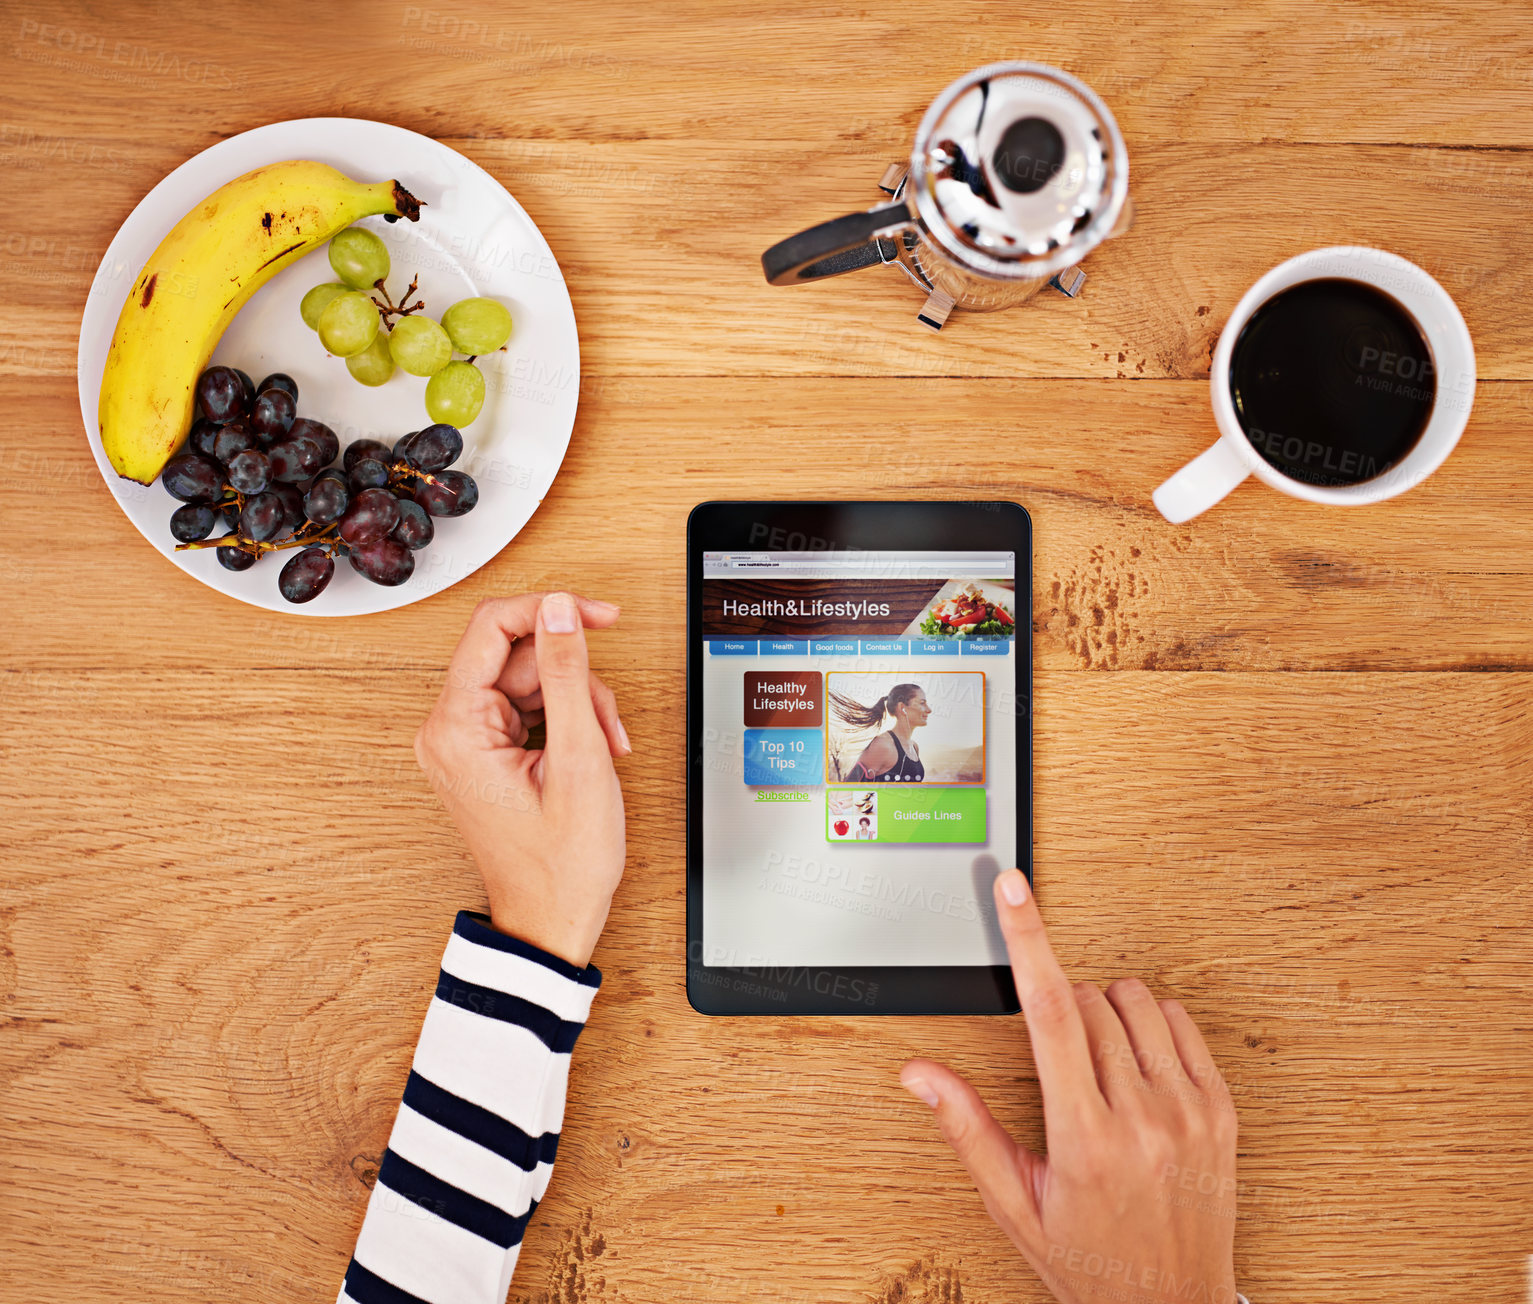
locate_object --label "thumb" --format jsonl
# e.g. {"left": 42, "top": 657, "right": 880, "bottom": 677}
{"left": 535, "top": 593, "right": 606, "bottom": 761}
{"left": 901, "top": 1058, "right": 1043, "bottom": 1246}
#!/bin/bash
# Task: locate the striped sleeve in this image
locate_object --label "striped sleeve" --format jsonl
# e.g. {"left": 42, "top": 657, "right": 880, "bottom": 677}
{"left": 338, "top": 911, "right": 602, "bottom": 1304}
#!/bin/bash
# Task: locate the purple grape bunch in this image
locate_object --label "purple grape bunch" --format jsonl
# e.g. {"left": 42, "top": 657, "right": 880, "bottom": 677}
{"left": 161, "top": 365, "right": 478, "bottom": 603}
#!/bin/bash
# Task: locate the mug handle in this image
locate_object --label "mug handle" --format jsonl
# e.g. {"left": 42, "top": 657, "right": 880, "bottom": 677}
{"left": 761, "top": 201, "right": 914, "bottom": 285}
{"left": 1152, "top": 437, "right": 1251, "bottom": 524}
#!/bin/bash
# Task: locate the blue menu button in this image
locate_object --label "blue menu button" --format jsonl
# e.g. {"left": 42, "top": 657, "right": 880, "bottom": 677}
{"left": 761, "top": 639, "right": 808, "bottom": 655}
{"left": 912, "top": 639, "right": 960, "bottom": 657}
{"left": 742, "top": 728, "right": 824, "bottom": 785}
{"left": 709, "top": 639, "right": 757, "bottom": 655}
{"left": 809, "top": 639, "right": 859, "bottom": 656}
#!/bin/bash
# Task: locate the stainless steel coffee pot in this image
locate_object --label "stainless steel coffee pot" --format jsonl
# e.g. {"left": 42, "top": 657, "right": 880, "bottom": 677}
{"left": 761, "top": 62, "right": 1132, "bottom": 329}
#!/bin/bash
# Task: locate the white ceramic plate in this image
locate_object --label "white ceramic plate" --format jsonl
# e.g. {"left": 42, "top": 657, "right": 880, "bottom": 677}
{"left": 77, "top": 117, "right": 579, "bottom": 616}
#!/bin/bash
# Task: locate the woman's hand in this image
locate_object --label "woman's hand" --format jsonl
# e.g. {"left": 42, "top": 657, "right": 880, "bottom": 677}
{"left": 414, "top": 592, "right": 630, "bottom": 967}
{"left": 901, "top": 870, "right": 1239, "bottom": 1304}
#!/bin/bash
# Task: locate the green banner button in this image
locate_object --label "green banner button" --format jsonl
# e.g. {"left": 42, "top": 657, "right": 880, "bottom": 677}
{"left": 827, "top": 787, "right": 986, "bottom": 844}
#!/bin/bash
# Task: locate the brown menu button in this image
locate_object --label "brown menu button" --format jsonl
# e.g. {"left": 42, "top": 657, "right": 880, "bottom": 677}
{"left": 743, "top": 671, "right": 823, "bottom": 727}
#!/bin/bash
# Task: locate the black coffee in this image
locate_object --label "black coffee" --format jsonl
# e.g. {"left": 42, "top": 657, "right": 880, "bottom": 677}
{"left": 1230, "top": 278, "right": 1435, "bottom": 487}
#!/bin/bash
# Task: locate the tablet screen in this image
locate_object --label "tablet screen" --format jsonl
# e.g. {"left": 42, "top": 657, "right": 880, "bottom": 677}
{"left": 699, "top": 548, "right": 1016, "bottom": 969}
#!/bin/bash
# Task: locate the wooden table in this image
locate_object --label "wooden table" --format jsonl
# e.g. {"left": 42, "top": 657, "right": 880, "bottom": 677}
{"left": 3, "top": 2, "right": 1531, "bottom": 1301}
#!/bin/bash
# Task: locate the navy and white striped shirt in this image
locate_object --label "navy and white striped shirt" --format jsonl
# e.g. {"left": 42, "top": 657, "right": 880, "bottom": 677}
{"left": 338, "top": 911, "right": 601, "bottom": 1304}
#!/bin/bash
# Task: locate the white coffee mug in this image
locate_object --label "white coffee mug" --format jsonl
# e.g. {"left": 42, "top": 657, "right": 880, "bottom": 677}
{"left": 1153, "top": 247, "right": 1476, "bottom": 523}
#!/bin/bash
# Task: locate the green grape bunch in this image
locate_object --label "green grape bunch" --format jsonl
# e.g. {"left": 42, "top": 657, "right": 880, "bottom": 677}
{"left": 296, "top": 225, "right": 514, "bottom": 429}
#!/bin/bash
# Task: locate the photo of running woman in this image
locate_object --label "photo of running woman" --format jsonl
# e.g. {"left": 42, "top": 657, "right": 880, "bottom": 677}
{"left": 830, "top": 683, "right": 929, "bottom": 783}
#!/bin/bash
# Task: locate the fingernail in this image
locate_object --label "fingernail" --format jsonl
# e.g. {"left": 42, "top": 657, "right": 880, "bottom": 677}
{"left": 541, "top": 592, "right": 578, "bottom": 633}
{"left": 900, "top": 1072, "right": 940, "bottom": 1108}
{"left": 585, "top": 597, "right": 620, "bottom": 614}
{"left": 999, "top": 869, "right": 1028, "bottom": 907}
{"left": 615, "top": 718, "right": 632, "bottom": 754}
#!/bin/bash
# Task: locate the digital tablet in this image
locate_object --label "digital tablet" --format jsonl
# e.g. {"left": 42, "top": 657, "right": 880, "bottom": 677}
{"left": 686, "top": 501, "right": 1031, "bottom": 1015}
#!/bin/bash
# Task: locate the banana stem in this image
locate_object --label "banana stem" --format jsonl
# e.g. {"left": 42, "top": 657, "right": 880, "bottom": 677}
{"left": 386, "top": 182, "right": 423, "bottom": 223}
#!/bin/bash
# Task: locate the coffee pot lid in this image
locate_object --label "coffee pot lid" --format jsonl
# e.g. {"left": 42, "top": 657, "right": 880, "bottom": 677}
{"left": 910, "top": 62, "right": 1129, "bottom": 280}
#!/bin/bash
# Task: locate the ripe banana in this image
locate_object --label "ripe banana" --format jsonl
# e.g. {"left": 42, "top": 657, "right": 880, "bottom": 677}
{"left": 100, "top": 160, "right": 421, "bottom": 483}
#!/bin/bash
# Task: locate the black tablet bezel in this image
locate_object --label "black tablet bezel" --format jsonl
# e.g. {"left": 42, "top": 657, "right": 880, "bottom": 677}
{"left": 685, "top": 501, "right": 1031, "bottom": 1016}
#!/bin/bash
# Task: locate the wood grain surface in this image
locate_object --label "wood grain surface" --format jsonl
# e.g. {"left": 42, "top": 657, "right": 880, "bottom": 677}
{"left": 2, "top": 3, "right": 1530, "bottom": 1304}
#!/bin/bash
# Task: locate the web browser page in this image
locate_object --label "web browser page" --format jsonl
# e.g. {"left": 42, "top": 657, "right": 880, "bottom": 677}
{"left": 699, "top": 549, "right": 1018, "bottom": 967}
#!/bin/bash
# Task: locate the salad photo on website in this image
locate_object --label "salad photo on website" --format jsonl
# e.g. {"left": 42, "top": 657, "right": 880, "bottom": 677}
{"left": 909, "top": 580, "right": 1016, "bottom": 639}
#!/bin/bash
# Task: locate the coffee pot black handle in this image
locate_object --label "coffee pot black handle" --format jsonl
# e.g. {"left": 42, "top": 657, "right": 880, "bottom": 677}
{"left": 760, "top": 201, "right": 914, "bottom": 286}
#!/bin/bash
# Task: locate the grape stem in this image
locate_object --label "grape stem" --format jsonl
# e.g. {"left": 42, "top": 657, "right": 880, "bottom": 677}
{"left": 175, "top": 521, "right": 339, "bottom": 556}
{"left": 371, "top": 276, "right": 424, "bottom": 322}
{"left": 390, "top": 460, "right": 444, "bottom": 489}
{"left": 462, "top": 347, "right": 510, "bottom": 364}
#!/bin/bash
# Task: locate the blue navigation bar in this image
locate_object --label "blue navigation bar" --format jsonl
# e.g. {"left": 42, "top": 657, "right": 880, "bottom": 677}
{"left": 707, "top": 636, "right": 1009, "bottom": 658}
